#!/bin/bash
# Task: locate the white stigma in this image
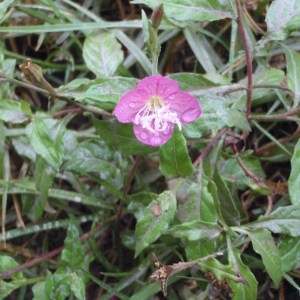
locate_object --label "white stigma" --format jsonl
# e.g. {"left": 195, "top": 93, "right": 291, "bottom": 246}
{"left": 134, "top": 97, "right": 182, "bottom": 133}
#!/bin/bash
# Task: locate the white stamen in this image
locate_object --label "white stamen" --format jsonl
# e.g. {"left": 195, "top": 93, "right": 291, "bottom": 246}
{"left": 134, "top": 99, "right": 181, "bottom": 133}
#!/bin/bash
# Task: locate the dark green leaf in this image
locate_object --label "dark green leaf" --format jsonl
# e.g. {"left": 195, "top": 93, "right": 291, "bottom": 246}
{"left": 246, "top": 228, "right": 282, "bottom": 287}
{"left": 167, "top": 220, "right": 222, "bottom": 241}
{"left": 135, "top": 191, "right": 176, "bottom": 257}
{"left": 159, "top": 126, "right": 193, "bottom": 178}
{"left": 83, "top": 31, "right": 124, "bottom": 77}
{"left": 93, "top": 119, "right": 156, "bottom": 155}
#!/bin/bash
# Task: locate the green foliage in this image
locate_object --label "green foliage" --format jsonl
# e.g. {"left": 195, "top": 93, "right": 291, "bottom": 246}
{"left": 0, "top": 0, "right": 299, "bottom": 299}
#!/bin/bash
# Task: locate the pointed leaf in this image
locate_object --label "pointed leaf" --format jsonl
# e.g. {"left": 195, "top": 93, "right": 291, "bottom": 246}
{"left": 159, "top": 127, "right": 193, "bottom": 178}
{"left": 83, "top": 31, "right": 123, "bottom": 77}
{"left": 246, "top": 228, "right": 282, "bottom": 287}
{"left": 61, "top": 224, "right": 84, "bottom": 270}
{"left": 249, "top": 203, "right": 300, "bottom": 236}
{"left": 228, "top": 248, "right": 258, "bottom": 300}
{"left": 135, "top": 191, "right": 176, "bottom": 257}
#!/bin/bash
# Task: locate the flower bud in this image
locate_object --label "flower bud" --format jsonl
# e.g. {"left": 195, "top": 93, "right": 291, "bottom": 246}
{"left": 150, "top": 4, "right": 164, "bottom": 29}
{"left": 20, "top": 59, "right": 57, "bottom": 97}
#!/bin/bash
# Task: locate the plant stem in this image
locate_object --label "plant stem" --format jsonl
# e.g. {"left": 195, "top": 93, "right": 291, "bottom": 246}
{"left": 235, "top": 0, "right": 253, "bottom": 118}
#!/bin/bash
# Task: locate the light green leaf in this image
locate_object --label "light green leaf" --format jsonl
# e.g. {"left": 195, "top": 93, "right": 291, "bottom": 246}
{"left": 27, "top": 118, "right": 65, "bottom": 171}
{"left": 0, "top": 99, "right": 30, "bottom": 123}
{"left": 167, "top": 220, "right": 222, "bottom": 241}
{"left": 0, "top": 0, "right": 14, "bottom": 23}
{"left": 246, "top": 228, "right": 282, "bottom": 287}
{"left": 83, "top": 31, "right": 124, "bottom": 77}
{"left": 249, "top": 203, "right": 300, "bottom": 236}
{"left": 288, "top": 138, "right": 300, "bottom": 204}
{"left": 159, "top": 126, "right": 193, "bottom": 178}
{"left": 0, "top": 255, "right": 22, "bottom": 280}
{"left": 61, "top": 224, "right": 84, "bottom": 270}
{"left": 135, "top": 191, "right": 176, "bottom": 257}
{"left": 265, "top": 0, "right": 300, "bottom": 40}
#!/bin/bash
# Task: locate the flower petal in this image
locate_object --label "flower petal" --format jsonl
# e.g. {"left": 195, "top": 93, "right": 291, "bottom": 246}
{"left": 114, "top": 89, "right": 147, "bottom": 123}
{"left": 137, "top": 75, "right": 179, "bottom": 98}
{"left": 164, "top": 90, "right": 201, "bottom": 123}
{"left": 133, "top": 123, "right": 174, "bottom": 146}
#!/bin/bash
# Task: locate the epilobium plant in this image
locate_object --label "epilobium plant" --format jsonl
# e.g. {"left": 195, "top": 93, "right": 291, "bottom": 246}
{"left": 114, "top": 75, "right": 201, "bottom": 146}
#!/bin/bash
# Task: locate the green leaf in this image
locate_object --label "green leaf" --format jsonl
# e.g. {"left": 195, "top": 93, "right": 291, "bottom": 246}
{"left": 278, "top": 235, "right": 300, "bottom": 273}
{"left": 61, "top": 223, "right": 84, "bottom": 270}
{"left": 0, "top": 0, "right": 15, "bottom": 23}
{"left": 283, "top": 45, "right": 300, "bottom": 107}
{"left": 288, "top": 129, "right": 300, "bottom": 204}
{"left": 246, "top": 228, "right": 282, "bottom": 287}
{"left": 169, "top": 73, "right": 217, "bottom": 90}
{"left": 65, "top": 139, "right": 126, "bottom": 189}
{"left": 93, "top": 119, "right": 156, "bottom": 155}
{"left": 69, "top": 272, "right": 86, "bottom": 300}
{"left": 83, "top": 31, "right": 124, "bottom": 77}
{"left": 0, "top": 255, "right": 23, "bottom": 280}
{"left": 265, "top": 0, "right": 300, "bottom": 40}
{"left": 184, "top": 93, "right": 250, "bottom": 138}
{"left": 198, "top": 257, "right": 237, "bottom": 281}
{"left": 27, "top": 118, "right": 65, "bottom": 171}
{"left": 227, "top": 248, "right": 258, "bottom": 300}
{"left": 0, "top": 99, "right": 30, "bottom": 123}
{"left": 132, "top": 0, "right": 236, "bottom": 21}
{"left": 167, "top": 220, "right": 222, "bottom": 241}
{"left": 159, "top": 126, "right": 193, "bottom": 178}
{"left": 58, "top": 77, "right": 138, "bottom": 111}
{"left": 32, "top": 281, "right": 49, "bottom": 300}
{"left": 249, "top": 203, "right": 300, "bottom": 236}
{"left": 135, "top": 191, "right": 176, "bottom": 257}
{"left": 35, "top": 155, "right": 56, "bottom": 211}
{"left": 169, "top": 177, "right": 201, "bottom": 223}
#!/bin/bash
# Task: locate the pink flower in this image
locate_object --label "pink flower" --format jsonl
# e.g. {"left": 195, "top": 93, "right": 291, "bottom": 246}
{"left": 114, "top": 75, "right": 201, "bottom": 147}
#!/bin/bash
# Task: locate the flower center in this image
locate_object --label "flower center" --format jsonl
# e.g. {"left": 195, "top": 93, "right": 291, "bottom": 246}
{"left": 133, "top": 96, "right": 182, "bottom": 133}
